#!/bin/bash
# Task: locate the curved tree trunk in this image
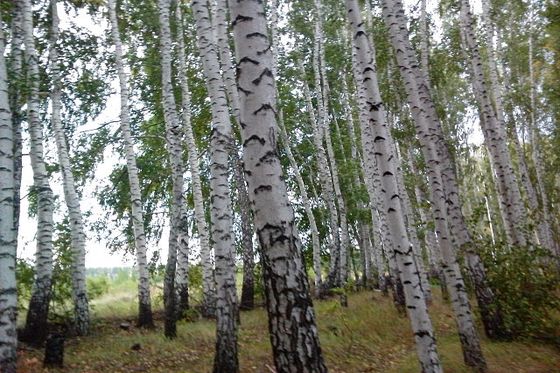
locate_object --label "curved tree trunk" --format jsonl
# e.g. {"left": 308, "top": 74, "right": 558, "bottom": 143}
{"left": 157, "top": 0, "right": 190, "bottom": 338}
{"left": 229, "top": 1, "right": 328, "bottom": 371}
{"left": 0, "top": 13, "right": 18, "bottom": 372}
{"left": 49, "top": 0, "right": 90, "bottom": 336}
{"left": 21, "top": 0, "right": 55, "bottom": 345}
{"left": 108, "top": 0, "right": 154, "bottom": 328}
{"left": 191, "top": 0, "right": 238, "bottom": 370}
{"left": 346, "top": 1, "right": 442, "bottom": 371}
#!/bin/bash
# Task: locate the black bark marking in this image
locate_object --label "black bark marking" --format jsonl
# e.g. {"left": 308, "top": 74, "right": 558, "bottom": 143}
{"left": 243, "top": 135, "right": 266, "bottom": 147}
{"left": 239, "top": 56, "right": 259, "bottom": 65}
{"left": 254, "top": 185, "right": 272, "bottom": 194}
{"left": 252, "top": 68, "right": 273, "bottom": 85}
{"left": 253, "top": 103, "right": 275, "bottom": 115}
{"left": 232, "top": 15, "right": 252, "bottom": 27}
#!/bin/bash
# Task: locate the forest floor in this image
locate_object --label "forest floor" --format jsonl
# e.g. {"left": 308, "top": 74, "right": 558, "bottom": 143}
{"left": 16, "top": 289, "right": 560, "bottom": 373}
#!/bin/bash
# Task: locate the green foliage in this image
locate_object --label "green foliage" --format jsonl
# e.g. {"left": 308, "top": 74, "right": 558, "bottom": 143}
{"left": 481, "top": 242, "right": 560, "bottom": 341}
{"left": 86, "top": 276, "right": 110, "bottom": 300}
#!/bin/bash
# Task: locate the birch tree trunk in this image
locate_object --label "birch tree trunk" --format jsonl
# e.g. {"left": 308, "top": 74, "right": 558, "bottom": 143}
{"left": 459, "top": 0, "right": 528, "bottom": 248}
{"left": 526, "top": 2, "right": 556, "bottom": 254}
{"left": 191, "top": 0, "right": 238, "bottom": 370}
{"left": 278, "top": 111, "right": 323, "bottom": 296}
{"left": 175, "top": 2, "right": 216, "bottom": 318}
{"left": 21, "top": 0, "right": 55, "bottom": 345}
{"left": 157, "top": 0, "right": 190, "bottom": 338}
{"left": 8, "top": 5, "right": 23, "bottom": 245}
{"left": 346, "top": 1, "right": 442, "bottom": 370}
{"left": 210, "top": 0, "right": 256, "bottom": 311}
{"left": 314, "top": 0, "right": 350, "bottom": 290}
{"left": 49, "top": 0, "right": 90, "bottom": 336}
{"left": 385, "top": 0, "right": 503, "bottom": 342}
{"left": 0, "top": 13, "right": 17, "bottom": 372}
{"left": 229, "top": 1, "right": 328, "bottom": 370}
{"left": 108, "top": 0, "right": 154, "bottom": 328}
{"left": 299, "top": 59, "right": 340, "bottom": 291}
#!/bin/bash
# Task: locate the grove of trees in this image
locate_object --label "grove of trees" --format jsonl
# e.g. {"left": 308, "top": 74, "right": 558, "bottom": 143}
{"left": 0, "top": 0, "right": 559, "bottom": 372}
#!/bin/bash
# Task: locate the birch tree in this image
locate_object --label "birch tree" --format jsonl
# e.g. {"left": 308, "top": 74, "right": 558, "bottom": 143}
{"left": 21, "top": 0, "right": 56, "bottom": 345}
{"left": 49, "top": 0, "right": 90, "bottom": 336}
{"left": 459, "top": 0, "right": 529, "bottom": 248}
{"left": 346, "top": 0, "right": 442, "bottom": 370}
{"left": 157, "top": 0, "right": 190, "bottom": 338}
{"left": 383, "top": 0, "right": 503, "bottom": 342}
{"left": 191, "top": 0, "right": 238, "bottom": 370}
{"left": 108, "top": 0, "right": 154, "bottom": 328}
{"left": 229, "top": 0, "right": 328, "bottom": 370}
{"left": 175, "top": 1, "right": 215, "bottom": 318}
{"left": 0, "top": 11, "right": 17, "bottom": 372}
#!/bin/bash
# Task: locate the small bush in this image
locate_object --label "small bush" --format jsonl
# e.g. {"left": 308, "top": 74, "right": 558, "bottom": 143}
{"left": 481, "top": 242, "right": 560, "bottom": 341}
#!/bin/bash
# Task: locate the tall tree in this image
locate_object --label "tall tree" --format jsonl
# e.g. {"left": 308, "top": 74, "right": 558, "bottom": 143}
{"left": 384, "top": 0, "right": 502, "bottom": 343}
{"left": 345, "top": 0, "right": 442, "bottom": 371}
{"left": 49, "top": 0, "right": 90, "bottom": 336}
{"left": 108, "top": 0, "right": 154, "bottom": 328}
{"left": 157, "top": 0, "right": 190, "bottom": 338}
{"left": 229, "top": 0, "right": 328, "bottom": 371}
{"left": 191, "top": 0, "right": 238, "bottom": 370}
{"left": 459, "top": 0, "right": 529, "bottom": 248}
{"left": 21, "top": 0, "right": 56, "bottom": 345}
{"left": 0, "top": 10, "right": 17, "bottom": 372}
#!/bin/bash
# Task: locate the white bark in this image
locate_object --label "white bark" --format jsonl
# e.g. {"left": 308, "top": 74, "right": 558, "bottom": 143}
{"left": 229, "top": 0, "right": 328, "bottom": 370}
{"left": 0, "top": 13, "right": 17, "bottom": 372}
{"left": 191, "top": 0, "right": 238, "bottom": 370}
{"left": 346, "top": 1, "right": 442, "bottom": 371}
{"left": 107, "top": 0, "right": 153, "bottom": 327}
{"left": 22, "top": 0, "right": 55, "bottom": 344}
{"left": 277, "top": 111, "right": 323, "bottom": 295}
{"left": 175, "top": 2, "right": 216, "bottom": 318}
{"left": 49, "top": 0, "right": 90, "bottom": 336}
{"left": 157, "top": 0, "right": 190, "bottom": 337}
{"left": 298, "top": 58, "right": 340, "bottom": 290}
{"left": 387, "top": 0, "right": 503, "bottom": 343}
{"left": 459, "top": 0, "right": 528, "bottom": 248}
{"left": 314, "top": 0, "right": 351, "bottom": 287}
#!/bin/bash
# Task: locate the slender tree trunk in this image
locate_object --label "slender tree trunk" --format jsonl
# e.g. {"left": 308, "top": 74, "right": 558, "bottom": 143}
{"left": 191, "top": 0, "right": 238, "bottom": 370}
{"left": 175, "top": 2, "right": 215, "bottom": 318}
{"left": 49, "top": 0, "right": 90, "bottom": 336}
{"left": 277, "top": 111, "right": 323, "bottom": 297}
{"left": 299, "top": 59, "right": 340, "bottom": 291}
{"left": 108, "top": 0, "right": 154, "bottom": 328}
{"left": 21, "top": 0, "right": 55, "bottom": 345}
{"left": 234, "top": 156, "right": 255, "bottom": 311}
{"left": 211, "top": 0, "right": 256, "bottom": 312}
{"left": 386, "top": 0, "right": 502, "bottom": 343}
{"left": 157, "top": 0, "right": 190, "bottom": 337}
{"left": 229, "top": 1, "right": 328, "bottom": 371}
{"left": 0, "top": 13, "right": 17, "bottom": 372}
{"left": 459, "top": 0, "right": 528, "bottom": 248}
{"left": 8, "top": 5, "right": 23, "bottom": 245}
{"left": 526, "top": 3, "right": 556, "bottom": 254}
{"left": 346, "top": 1, "right": 442, "bottom": 371}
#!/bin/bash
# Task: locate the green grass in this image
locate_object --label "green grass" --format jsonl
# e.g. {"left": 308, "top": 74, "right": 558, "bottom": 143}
{"left": 17, "top": 289, "right": 560, "bottom": 373}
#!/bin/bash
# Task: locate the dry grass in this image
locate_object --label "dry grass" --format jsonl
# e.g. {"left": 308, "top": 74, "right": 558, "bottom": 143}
{"left": 17, "top": 289, "right": 560, "bottom": 373}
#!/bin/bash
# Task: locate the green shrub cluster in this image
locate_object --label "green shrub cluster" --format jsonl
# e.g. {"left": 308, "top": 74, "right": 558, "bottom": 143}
{"left": 481, "top": 242, "right": 560, "bottom": 341}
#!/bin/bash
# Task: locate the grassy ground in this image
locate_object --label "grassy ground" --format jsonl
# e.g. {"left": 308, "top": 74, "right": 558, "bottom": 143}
{"left": 17, "top": 289, "right": 560, "bottom": 373}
